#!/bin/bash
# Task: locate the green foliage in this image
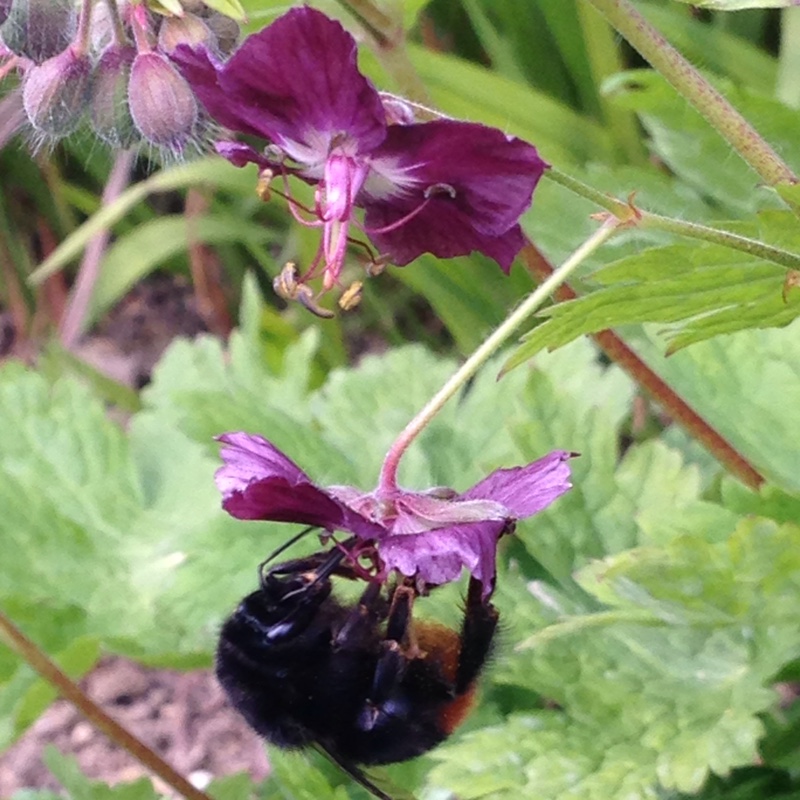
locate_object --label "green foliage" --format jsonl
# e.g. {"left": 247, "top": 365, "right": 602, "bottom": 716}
{"left": 3, "top": 2, "right": 800, "bottom": 800}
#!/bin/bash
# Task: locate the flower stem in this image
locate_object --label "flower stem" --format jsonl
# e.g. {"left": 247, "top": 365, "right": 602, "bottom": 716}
{"left": 584, "top": 0, "right": 799, "bottom": 201}
{"left": 545, "top": 167, "right": 800, "bottom": 271}
{"left": 73, "top": 0, "right": 94, "bottom": 57}
{"left": 518, "top": 242, "right": 764, "bottom": 490}
{"left": 60, "top": 149, "right": 136, "bottom": 348}
{"left": 378, "top": 220, "right": 621, "bottom": 492}
{"left": 0, "top": 609, "right": 212, "bottom": 800}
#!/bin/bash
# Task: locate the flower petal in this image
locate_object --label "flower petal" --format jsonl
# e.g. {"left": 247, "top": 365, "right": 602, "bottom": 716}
{"left": 174, "top": 7, "right": 386, "bottom": 157}
{"left": 381, "top": 520, "right": 508, "bottom": 596}
{"left": 461, "top": 450, "right": 574, "bottom": 517}
{"left": 170, "top": 45, "right": 266, "bottom": 138}
{"left": 362, "top": 120, "right": 546, "bottom": 269}
{"left": 216, "top": 433, "right": 385, "bottom": 539}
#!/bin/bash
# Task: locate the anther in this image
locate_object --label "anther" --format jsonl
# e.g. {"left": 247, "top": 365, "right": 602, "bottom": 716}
{"left": 424, "top": 183, "right": 457, "bottom": 199}
{"left": 256, "top": 168, "right": 274, "bottom": 201}
{"left": 339, "top": 281, "right": 363, "bottom": 311}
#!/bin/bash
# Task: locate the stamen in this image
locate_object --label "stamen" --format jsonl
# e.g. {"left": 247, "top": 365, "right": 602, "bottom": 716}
{"left": 273, "top": 262, "right": 301, "bottom": 300}
{"left": 362, "top": 194, "right": 434, "bottom": 236}
{"left": 339, "top": 281, "right": 363, "bottom": 311}
{"left": 256, "top": 168, "right": 274, "bottom": 201}
{"left": 296, "top": 288, "right": 335, "bottom": 318}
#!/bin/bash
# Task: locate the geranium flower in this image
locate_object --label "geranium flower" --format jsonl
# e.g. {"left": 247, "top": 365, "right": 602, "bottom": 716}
{"left": 216, "top": 433, "right": 572, "bottom": 597}
{"left": 172, "top": 7, "right": 547, "bottom": 303}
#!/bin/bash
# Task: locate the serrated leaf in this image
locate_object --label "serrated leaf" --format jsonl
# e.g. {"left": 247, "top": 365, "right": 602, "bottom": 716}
{"left": 446, "top": 517, "right": 800, "bottom": 799}
{"left": 505, "top": 214, "right": 800, "bottom": 370}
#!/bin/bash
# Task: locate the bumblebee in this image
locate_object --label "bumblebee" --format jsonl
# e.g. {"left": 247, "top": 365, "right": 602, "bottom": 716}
{"left": 216, "top": 537, "right": 498, "bottom": 799}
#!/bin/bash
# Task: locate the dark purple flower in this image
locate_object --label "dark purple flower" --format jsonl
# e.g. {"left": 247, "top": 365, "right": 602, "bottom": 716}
{"left": 172, "top": 7, "right": 547, "bottom": 295}
{"left": 216, "top": 433, "right": 572, "bottom": 597}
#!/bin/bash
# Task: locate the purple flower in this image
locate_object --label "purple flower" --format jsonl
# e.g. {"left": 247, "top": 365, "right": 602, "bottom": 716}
{"left": 171, "top": 7, "right": 547, "bottom": 298}
{"left": 216, "top": 433, "right": 572, "bottom": 597}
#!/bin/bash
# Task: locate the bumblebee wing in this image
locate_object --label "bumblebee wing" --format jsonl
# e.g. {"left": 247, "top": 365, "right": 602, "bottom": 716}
{"left": 312, "top": 744, "right": 416, "bottom": 800}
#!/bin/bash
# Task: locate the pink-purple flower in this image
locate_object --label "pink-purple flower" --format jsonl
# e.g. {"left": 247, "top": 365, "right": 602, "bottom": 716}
{"left": 216, "top": 433, "right": 572, "bottom": 597}
{"left": 171, "top": 7, "right": 547, "bottom": 301}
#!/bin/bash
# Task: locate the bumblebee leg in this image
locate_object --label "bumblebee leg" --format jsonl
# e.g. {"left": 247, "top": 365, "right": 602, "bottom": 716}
{"left": 455, "top": 577, "right": 499, "bottom": 694}
{"left": 357, "top": 585, "right": 417, "bottom": 732}
{"left": 332, "top": 581, "right": 385, "bottom": 648}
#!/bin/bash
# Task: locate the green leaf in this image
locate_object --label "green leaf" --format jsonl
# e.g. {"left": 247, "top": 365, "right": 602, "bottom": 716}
{"left": 43, "top": 748, "right": 161, "bottom": 800}
{"left": 505, "top": 213, "right": 800, "bottom": 371}
{"left": 434, "top": 516, "right": 800, "bottom": 799}
{"left": 0, "top": 600, "right": 99, "bottom": 749}
{"left": 621, "top": 322, "right": 800, "bottom": 494}
{"left": 606, "top": 70, "right": 800, "bottom": 215}
{"left": 30, "top": 158, "right": 255, "bottom": 283}
{"left": 202, "top": 0, "right": 246, "bottom": 20}
{"left": 87, "top": 214, "right": 275, "bottom": 327}
{"left": 638, "top": 2, "right": 777, "bottom": 93}
{"left": 670, "top": 0, "right": 798, "bottom": 7}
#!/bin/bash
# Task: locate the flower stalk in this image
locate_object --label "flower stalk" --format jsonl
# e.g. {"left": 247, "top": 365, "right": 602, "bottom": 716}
{"left": 377, "top": 219, "right": 622, "bottom": 493}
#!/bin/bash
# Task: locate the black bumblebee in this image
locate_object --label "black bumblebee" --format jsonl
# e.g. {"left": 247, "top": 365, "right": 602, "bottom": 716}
{"left": 216, "top": 536, "right": 499, "bottom": 799}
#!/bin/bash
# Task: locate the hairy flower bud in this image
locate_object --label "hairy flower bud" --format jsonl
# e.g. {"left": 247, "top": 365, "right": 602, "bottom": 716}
{"left": 158, "top": 13, "right": 217, "bottom": 54}
{"left": 90, "top": 45, "right": 139, "bottom": 148}
{"left": 128, "top": 51, "right": 197, "bottom": 152}
{"left": 1, "top": 0, "right": 76, "bottom": 63}
{"left": 23, "top": 46, "right": 91, "bottom": 136}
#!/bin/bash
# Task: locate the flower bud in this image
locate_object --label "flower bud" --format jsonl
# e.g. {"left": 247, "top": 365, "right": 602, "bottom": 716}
{"left": 128, "top": 51, "right": 198, "bottom": 152}
{"left": 158, "top": 13, "right": 217, "bottom": 54}
{"left": 1, "top": 0, "right": 76, "bottom": 64}
{"left": 90, "top": 45, "right": 139, "bottom": 148}
{"left": 23, "top": 46, "right": 91, "bottom": 136}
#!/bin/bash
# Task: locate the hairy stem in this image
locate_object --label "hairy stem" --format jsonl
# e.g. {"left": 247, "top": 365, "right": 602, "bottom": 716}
{"left": 587, "top": 0, "right": 798, "bottom": 199}
{"left": 0, "top": 609, "right": 213, "bottom": 800}
{"left": 584, "top": 0, "right": 799, "bottom": 198}
{"left": 378, "top": 221, "right": 621, "bottom": 492}
{"left": 545, "top": 167, "right": 800, "bottom": 271}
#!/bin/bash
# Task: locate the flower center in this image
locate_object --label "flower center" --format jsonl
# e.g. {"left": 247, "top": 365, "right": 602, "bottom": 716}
{"left": 317, "top": 152, "right": 369, "bottom": 289}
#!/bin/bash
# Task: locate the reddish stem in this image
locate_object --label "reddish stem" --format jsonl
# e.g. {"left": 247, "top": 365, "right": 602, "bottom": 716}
{"left": 519, "top": 242, "right": 764, "bottom": 490}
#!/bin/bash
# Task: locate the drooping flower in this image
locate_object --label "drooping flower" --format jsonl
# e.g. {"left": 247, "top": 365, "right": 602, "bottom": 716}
{"left": 216, "top": 433, "right": 572, "bottom": 598}
{"left": 172, "top": 7, "right": 547, "bottom": 305}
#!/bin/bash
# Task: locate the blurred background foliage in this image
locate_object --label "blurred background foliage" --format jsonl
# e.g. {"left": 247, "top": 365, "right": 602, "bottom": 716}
{"left": 1, "top": 1, "right": 800, "bottom": 799}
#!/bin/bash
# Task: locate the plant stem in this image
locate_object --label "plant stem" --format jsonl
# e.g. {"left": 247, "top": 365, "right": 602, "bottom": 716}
{"left": 334, "top": 0, "right": 433, "bottom": 107}
{"left": 518, "top": 243, "right": 764, "bottom": 490}
{"left": 59, "top": 149, "right": 135, "bottom": 349}
{"left": 378, "top": 221, "right": 621, "bottom": 492}
{"left": 545, "top": 167, "right": 800, "bottom": 271}
{"left": 0, "top": 610, "right": 213, "bottom": 800}
{"left": 584, "top": 0, "right": 799, "bottom": 196}
{"left": 73, "top": 0, "right": 94, "bottom": 57}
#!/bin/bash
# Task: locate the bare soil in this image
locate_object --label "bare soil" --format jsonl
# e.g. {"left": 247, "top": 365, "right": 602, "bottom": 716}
{"left": 0, "top": 657, "right": 270, "bottom": 795}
